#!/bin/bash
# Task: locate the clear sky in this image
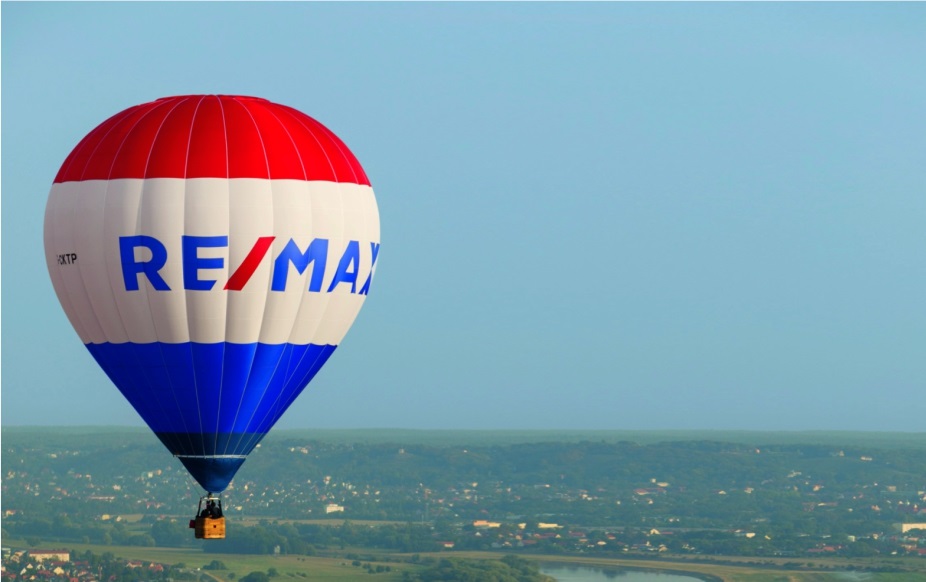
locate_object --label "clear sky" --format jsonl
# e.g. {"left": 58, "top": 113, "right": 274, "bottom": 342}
{"left": 2, "top": 3, "right": 924, "bottom": 432}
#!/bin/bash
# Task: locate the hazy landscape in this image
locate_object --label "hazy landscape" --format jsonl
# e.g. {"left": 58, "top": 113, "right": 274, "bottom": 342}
{"left": 3, "top": 428, "right": 925, "bottom": 581}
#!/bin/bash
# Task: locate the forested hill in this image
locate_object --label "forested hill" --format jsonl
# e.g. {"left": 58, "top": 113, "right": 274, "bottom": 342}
{"left": 4, "top": 428, "right": 925, "bottom": 521}
{"left": 5, "top": 427, "right": 926, "bottom": 494}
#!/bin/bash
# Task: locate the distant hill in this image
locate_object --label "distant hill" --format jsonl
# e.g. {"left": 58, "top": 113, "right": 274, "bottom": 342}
{"left": 4, "top": 425, "right": 925, "bottom": 449}
{"left": 4, "top": 425, "right": 926, "bottom": 561}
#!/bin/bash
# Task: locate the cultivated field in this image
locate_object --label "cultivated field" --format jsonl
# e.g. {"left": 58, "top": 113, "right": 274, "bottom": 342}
{"left": 15, "top": 540, "right": 926, "bottom": 582}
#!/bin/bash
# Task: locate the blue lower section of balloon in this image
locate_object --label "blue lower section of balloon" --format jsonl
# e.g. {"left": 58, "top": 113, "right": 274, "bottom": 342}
{"left": 172, "top": 451, "right": 247, "bottom": 493}
{"left": 86, "top": 341, "right": 337, "bottom": 492}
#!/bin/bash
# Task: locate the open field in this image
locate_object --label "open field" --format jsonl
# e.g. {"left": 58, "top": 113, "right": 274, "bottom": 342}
{"left": 15, "top": 540, "right": 416, "bottom": 581}
{"left": 12, "top": 540, "right": 926, "bottom": 582}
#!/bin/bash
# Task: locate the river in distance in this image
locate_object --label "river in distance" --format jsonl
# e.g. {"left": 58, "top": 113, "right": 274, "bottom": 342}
{"left": 539, "top": 563, "right": 705, "bottom": 582}
{"left": 539, "top": 563, "right": 875, "bottom": 582}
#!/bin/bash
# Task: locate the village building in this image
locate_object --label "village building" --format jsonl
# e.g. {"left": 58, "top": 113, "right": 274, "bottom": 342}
{"left": 26, "top": 550, "right": 69, "bottom": 564}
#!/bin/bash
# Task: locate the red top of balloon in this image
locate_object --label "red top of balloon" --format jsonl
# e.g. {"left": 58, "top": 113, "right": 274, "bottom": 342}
{"left": 54, "top": 95, "right": 370, "bottom": 185}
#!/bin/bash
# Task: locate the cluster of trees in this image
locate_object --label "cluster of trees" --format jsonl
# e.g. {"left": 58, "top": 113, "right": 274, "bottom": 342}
{"left": 7, "top": 514, "right": 159, "bottom": 548}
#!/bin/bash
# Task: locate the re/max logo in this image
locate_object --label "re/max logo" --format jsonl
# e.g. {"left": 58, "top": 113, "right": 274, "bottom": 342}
{"left": 119, "top": 235, "right": 379, "bottom": 294}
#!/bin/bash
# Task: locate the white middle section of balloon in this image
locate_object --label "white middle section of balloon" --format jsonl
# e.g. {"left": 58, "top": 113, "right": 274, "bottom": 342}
{"left": 44, "top": 178, "right": 380, "bottom": 347}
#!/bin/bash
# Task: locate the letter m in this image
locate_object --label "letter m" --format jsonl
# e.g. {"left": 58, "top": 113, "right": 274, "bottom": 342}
{"left": 271, "top": 238, "right": 329, "bottom": 292}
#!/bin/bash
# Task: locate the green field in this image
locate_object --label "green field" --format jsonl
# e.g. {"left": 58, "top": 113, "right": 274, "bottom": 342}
{"left": 13, "top": 540, "right": 417, "bottom": 581}
{"left": 12, "top": 539, "right": 926, "bottom": 582}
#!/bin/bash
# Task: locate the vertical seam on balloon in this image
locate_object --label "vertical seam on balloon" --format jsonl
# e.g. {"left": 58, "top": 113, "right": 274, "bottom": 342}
{"left": 56, "top": 129, "right": 92, "bottom": 182}
{"left": 275, "top": 346, "right": 334, "bottom": 420}
{"left": 95, "top": 110, "right": 186, "bottom": 351}
{"left": 63, "top": 109, "right": 122, "bottom": 181}
{"left": 184, "top": 96, "right": 207, "bottom": 179}
{"left": 101, "top": 98, "right": 178, "bottom": 437}
{"left": 287, "top": 106, "right": 365, "bottom": 185}
{"left": 71, "top": 188, "right": 147, "bottom": 434}
{"left": 222, "top": 239, "right": 272, "bottom": 453}
{"left": 265, "top": 184, "right": 352, "bottom": 423}
{"left": 266, "top": 102, "right": 319, "bottom": 424}
{"left": 223, "top": 96, "right": 275, "bottom": 442}
{"left": 267, "top": 111, "right": 367, "bottom": 431}
{"left": 277, "top": 184, "right": 378, "bottom": 414}
{"left": 249, "top": 102, "right": 322, "bottom": 438}
{"left": 236, "top": 97, "right": 272, "bottom": 179}
{"left": 315, "top": 121, "right": 362, "bottom": 185}
{"left": 236, "top": 178, "right": 346, "bottom": 455}
{"left": 186, "top": 96, "right": 228, "bottom": 458}
{"left": 234, "top": 345, "right": 293, "bottom": 455}
{"left": 225, "top": 342, "right": 265, "bottom": 456}
{"left": 236, "top": 109, "right": 348, "bottom": 445}
{"left": 212, "top": 114, "right": 230, "bottom": 459}
{"left": 261, "top": 104, "right": 307, "bottom": 180}
{"left": 216, "top": 96, "right": 230, "bottom": 179}
{"left": 141, "top": 96, "right": 190, "bottom": 178}
{"left": 74, "top": 107, "right": 135, "bottom": 182}
{"left": 136, "top": 171, "right": 197, "bottom": 457}
{"left": 232, "top": 181, "right": 317, "bottom": 454}
{"left": 92, "top": 178, "right": 162, "bottom": 436}
{"left": 224, "top": 98, "right": 280, "bottom": 455}
{"left": 250, "top": 344, "right": 331, "bottom": 443}
{"left": 273, "top": 167, "right": 355, "bottom": 425}
{"left": 182, "top": 179, "right": 207, "bottom": 460}
{"left": 277, "top": 106, "right": 338, "bottom": 182}
{"left": 178, "top": 102, "right": 207, "bottom": 461}
{"left": 219, "top": 96, "right": 263, "bottom": 457}
{"left": 209, "top": 99, "right": 231, "bottom": 460}
{"left": 172, "top": 100, "right": 207, "bottom": 457}
{"left": 141, "top": 96, "right": 205, "bottom": 457}
{"left": 105, "top": 101, "right": 170, "bottom": 180}
{"left": 96, "top": 179, "right": 131, "bottom": 345}
{"left": 216, "top": 96, "right": 248, "bottom": 457}
{"left": 274, "top": 182, "right": 376, "bottom": 419}
{"left": 245, "top": 101, "right": 319, "bottom": 418}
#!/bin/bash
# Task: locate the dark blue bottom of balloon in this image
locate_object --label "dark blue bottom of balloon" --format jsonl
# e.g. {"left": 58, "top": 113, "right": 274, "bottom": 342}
{"left": 153, "top": 431, "right": 265, "bottom": 493}
{"left": 86, "top": 341, "right": 337, "bottom": 492}
{"left": 172, "top": 452, "right": 247, "bottom": 494}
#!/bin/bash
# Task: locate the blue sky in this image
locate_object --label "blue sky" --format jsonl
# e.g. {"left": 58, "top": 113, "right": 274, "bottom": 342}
{"left": 2, "top": 3, "right": 924, "bottom": 431}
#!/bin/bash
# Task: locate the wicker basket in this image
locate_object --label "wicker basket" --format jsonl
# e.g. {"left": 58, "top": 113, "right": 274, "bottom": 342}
{"left": 193, "top": 516, "right": 226, "bottom": 539}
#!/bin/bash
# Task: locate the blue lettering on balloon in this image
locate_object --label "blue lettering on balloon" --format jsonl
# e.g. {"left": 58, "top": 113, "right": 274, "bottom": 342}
{"left": 118, "top": 235, "right": 379, "bottom": 295}
{"left": 182, "top": 235, "right": 228, "bottom": 291}
{"left": 327, "top": 240, "right": 360, "bottom": 293}
{"left": 358, "top": 242, "right": 380, "bottom": 295}
{"left": 272, "top": 238, "right": 329, "bottom": 292}
{"left": 120, "top": 235, "right": 170, "bottom": 291}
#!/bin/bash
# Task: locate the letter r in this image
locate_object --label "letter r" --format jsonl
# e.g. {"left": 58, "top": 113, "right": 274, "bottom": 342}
{"left": 120, "top": 235, "right": 170, "bottom": 291}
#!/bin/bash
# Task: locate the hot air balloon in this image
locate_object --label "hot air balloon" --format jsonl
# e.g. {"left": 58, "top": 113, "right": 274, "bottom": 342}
{"left": 44, "top": 95, "right": 380, "bottom": 537}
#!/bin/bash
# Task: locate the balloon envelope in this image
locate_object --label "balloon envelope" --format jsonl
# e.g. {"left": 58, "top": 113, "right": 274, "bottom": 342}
{"left": 44, "top": 95, "right": 380, "bottom": 492}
